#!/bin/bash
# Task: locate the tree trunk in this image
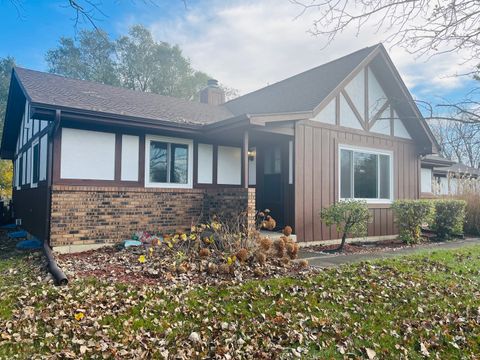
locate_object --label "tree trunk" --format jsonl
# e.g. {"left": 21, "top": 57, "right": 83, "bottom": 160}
{"left": 337, "top": 232, "right": 347, "bottom": 251}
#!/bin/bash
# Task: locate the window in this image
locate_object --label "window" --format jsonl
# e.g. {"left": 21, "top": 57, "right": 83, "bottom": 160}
{"left": 31, "top": 140, "right": 40, "bottom": 187}
{"left": 340, "top": 145, "right": 392, "bottom": 202}
{"left": 145, "top": 135, "right": 193, "bottom": 188}
{"left": 264, "top": 146, "right": 281, "bottom": 175}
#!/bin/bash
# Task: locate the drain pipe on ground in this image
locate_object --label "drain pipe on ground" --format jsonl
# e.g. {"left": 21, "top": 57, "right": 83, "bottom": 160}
{"left": 43, "top": 242, "right": 68, "bottom": 286}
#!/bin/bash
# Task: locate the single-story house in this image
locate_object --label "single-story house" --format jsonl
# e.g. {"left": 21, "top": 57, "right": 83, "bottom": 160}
{"left": 0, "top": 43, "right": 439, "bottom": 249}
{"left": 421, "top": 155, "right": 480, "bottom": 196}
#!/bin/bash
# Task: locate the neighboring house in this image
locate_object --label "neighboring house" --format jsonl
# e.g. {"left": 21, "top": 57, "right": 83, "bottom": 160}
{"left": 0, "top": 44, "right": 438, "bottom": 249}
{"left": 420, "top": 154, "right": 456, "bottom": 197}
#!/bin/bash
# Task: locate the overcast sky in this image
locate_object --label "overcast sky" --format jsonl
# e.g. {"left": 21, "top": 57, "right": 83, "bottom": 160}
{"left": 0, "top": 0, "right": 476, "bottom": 106}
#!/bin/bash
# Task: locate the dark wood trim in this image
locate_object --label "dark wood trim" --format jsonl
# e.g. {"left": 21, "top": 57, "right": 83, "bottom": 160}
{"left": 52, "top": 120, "right": 62, "bottom": 184}
{"left": 212, "top": 145, "right": 218, "bottom": 185}
{"left": 138, "top": 134, "right": 145, "bottom": 186}
{"left": 193, "top": 141, "right": 198, "bottom": 186}
{"left": 297, "top": 119, "right": 415, "bottom": 145}
{"left": 114, "top": 133, "right": 122, "bottom": 181}
{"left": 54, "top": 179, "right": 141, "bottom": 187}
{"left": 16, "top": 123, "right": 51, "bottom": 155}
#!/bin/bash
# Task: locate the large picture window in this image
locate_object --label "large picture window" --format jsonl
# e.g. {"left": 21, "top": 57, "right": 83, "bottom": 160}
{"left": 340, "top": 146, "right": 392, "bottom": 202}
{"left": 145, "top": 135, "right": 193, "bottom": 188}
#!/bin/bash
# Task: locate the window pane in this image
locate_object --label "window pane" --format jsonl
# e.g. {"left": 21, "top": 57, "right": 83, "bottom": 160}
{"left": 354, "top": 152, "right": 377, "bottom": 198}
{"left": 340, "top": 149, "right": 352, "bottom": 198}
{"left": 379, "top": 154, "right": 390, "bottom": 198}
{"left": 170, "top": 144, "right": 188, "bottom": 183}
{"left": 32, "top": 144, "right": 39, "bottom": 183}
{"left": 149, "top": 141, "right": 167, "bottom": 183}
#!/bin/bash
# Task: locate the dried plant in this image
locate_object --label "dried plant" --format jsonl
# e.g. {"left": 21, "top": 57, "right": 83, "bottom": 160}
{"left": 255, "top": 251, "right": 267, "bottom": 265}
{"left": 298, "top": 259, "right": 309, "bottom": 268}
{"left": 274, "top": 238, "right": 286, "bottom": 258}
{"left": 199, "top": 248, "right": 210, "bottom": 258}
{"left": 286, "top": 242, "right": 299, "bottom": 260}
{"left": 236, "top": 248, "right": 249, "bottom": 263}
{"left": 259, "top": 237, "right": 273, "bottom": 252}
{"left": 283, "top": 226, "right": 293, "bottom": 236}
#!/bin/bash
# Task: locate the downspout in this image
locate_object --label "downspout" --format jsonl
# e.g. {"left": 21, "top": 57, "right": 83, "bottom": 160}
{"left": 44, "top": 109, "right": 68, "bottom": 285}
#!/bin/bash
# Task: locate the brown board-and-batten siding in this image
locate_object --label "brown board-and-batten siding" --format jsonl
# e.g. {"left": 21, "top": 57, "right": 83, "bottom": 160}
{"left": 294, "top": 120, "right": 420, "bottom": 242}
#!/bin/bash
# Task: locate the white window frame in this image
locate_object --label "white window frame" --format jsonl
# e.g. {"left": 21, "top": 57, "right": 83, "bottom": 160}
{"left": 339, "top": 144, "right": 394, "bottom": 204}
{"left": 145, "top": 135, "right": 193, "bottom": 189}
{"left": 30, "top": 139, "right": 39, "bottom": 188}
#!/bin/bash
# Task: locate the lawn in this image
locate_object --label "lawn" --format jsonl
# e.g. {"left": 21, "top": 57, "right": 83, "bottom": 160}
{"left": 0, "top": 240, "right": 479, "bottom": 359}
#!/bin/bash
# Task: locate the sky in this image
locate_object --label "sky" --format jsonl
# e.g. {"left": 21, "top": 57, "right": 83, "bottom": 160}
{"left": 0, "top": 0, "right": 477, "bottom": 109}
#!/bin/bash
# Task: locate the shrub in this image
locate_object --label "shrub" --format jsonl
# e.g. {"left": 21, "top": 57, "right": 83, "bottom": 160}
{"left": 392, "top": 200, "right": 434, "bottom": 244}
{"left": 320, "top": 200, "right": 371, "bottom": 250}
{"left": 431, "top": 199, "right": 466, "bottom": 240}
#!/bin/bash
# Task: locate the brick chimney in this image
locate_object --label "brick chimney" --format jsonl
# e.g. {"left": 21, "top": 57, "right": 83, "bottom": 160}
{"left": 200, "top": 79, "right": 225, "bottom": 105}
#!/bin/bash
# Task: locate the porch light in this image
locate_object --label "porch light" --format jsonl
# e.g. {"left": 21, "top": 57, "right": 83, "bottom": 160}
{"left": 248, "top": 149, "right": 256, "bottom": 161}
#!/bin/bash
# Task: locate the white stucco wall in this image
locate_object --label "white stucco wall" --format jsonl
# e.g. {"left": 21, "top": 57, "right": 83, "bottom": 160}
{"left": 198, "top": 143, "right": 213, "bottom": 184}
{"left": 121, "top": 135, "right": 139, "bottom": 181}
{"left": 61, "top": 128, "right": 116, "bottom": 180}
{"left": 217, "top": 146, "right": 241, "bottom": 185}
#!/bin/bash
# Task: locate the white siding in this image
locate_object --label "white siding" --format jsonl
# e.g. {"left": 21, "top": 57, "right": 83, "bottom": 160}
{"left": 368, "top": 67, "right": 387, "bottom": 120}
{"left": 370, "top": 106, "right": 391, "bottom": 135}
{"left": 339, "top": 93, "right": 363, "bottom": 129}
{"left": 61, "top": 128, "right": 116, "bottom": 180}
{"left": 39, "top": 134, "right": 48, "bottom": 181}
{"left": 21, "top": 153, "right": 26, "bottom": 185}
{"left": 121, "top": 135, "right": 139, "bottom": 181}
{"left": 197, "top": 143, "right": 213, "bottom": 184}
{"left": 217, "top": 146, "right": 241, "bottom": 185}
{"left": 345, "top": 69, "right": 365, "bottom": 120}
{"left": 33, "top": 119, "right": 39, "bottom": 135}
{"left": 421, "top": 168, "right": 432, "bottom": 193}
{"left": 393, "top": 110, "right": 412, "bottom": 139}
{"left": 26, "top": 147, "right": 31, "bottom": 185}
{"left": 313, "top": 98, "right": 336, "bottom": 124}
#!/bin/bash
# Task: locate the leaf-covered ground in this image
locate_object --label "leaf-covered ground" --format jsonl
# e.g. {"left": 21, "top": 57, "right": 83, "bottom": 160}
{"left": 0, "top": 239, "right": 479, "bottom": 359}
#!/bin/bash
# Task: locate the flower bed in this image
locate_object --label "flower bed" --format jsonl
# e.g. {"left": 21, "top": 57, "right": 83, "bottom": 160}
{"left": 57, "top": 222, "right": 312, "bottom": 286}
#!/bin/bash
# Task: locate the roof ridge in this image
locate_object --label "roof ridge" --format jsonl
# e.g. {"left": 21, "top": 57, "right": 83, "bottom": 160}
{"left": 14, "top": 66, "right": 226, "bottom": 111}
{"left": 224, "top": 44, "right": 380, "bottom": 105}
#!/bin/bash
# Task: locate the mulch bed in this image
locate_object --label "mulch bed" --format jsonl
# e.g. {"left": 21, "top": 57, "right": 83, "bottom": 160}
{"left": 303, "top": 238, "right": 427, "bottom": 255}
{"left": 57, "top": 245, "right": 315, "bottom": 286}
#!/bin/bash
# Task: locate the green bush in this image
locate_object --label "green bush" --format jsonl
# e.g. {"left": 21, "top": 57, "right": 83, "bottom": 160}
{"left": 431, "top": 199, "right": 466, "bottom": 240}
{"left": 320, "top": 200, "right": 371, "bottom": 250}
{"left": 392, "top": 200, "right": 434, "bottom": 244}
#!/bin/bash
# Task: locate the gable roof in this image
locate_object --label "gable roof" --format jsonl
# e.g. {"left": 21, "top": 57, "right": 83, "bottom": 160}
{"left": 14, "top": 67, "right": 233, "bottom": 126}
{"left": 224, "top": 45, "right": 378, "bottom": 116}
{"left": 1, "top": 44, "right": 439, "bottom": 159}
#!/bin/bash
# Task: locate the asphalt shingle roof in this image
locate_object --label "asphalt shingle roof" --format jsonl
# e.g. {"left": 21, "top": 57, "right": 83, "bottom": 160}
{"left": 224, "top": 45, "right": 378, "bottom": 116}
{"left": 14, "top": 67, "right": 233, "bottom": 126}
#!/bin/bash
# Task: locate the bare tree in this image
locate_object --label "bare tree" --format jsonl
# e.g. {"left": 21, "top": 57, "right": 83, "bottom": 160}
{"left": 6, "top": 1, "right": 187, "bottom": 31}
{"left": 292, "top": 0, "right": 480, "bottom": 62}
{"left": 430, "top": 117, "right": 480, "bottom": 167}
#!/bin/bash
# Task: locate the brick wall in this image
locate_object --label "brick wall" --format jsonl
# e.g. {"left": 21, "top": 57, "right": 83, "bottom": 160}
{"left": 50, "top": 185, "right": 255, "bottom": 247}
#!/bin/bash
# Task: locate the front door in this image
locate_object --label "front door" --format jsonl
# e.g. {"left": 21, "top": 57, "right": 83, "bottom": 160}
{"left": 261, "top": 145, "right": 284, "bottom": 227}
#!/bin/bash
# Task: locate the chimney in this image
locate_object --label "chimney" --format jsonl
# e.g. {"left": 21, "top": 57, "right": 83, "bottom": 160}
{"left": 200, "top": 79, "right": 225, "bottom": 105}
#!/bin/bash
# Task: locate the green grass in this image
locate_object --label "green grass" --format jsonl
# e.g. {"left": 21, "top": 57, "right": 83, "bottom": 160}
{"left": 0, "top": 243, "right": 479, "bottom": 359}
